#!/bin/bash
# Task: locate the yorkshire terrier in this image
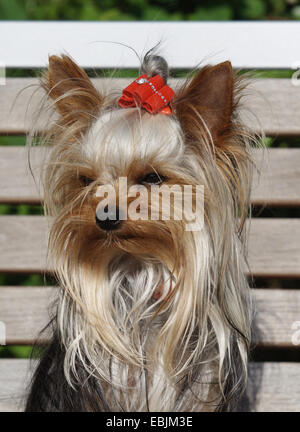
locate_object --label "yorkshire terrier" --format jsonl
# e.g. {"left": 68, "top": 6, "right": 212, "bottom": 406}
{"left": 26, "top": 50, "right": 255, "bottom": 412}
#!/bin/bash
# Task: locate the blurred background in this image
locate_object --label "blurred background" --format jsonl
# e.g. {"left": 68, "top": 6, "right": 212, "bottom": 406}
{"left": 1, "top": 0, "right": 300, "bottom": 21}
{"left": 0, "top": 0, "right": 299, "bottom": 361}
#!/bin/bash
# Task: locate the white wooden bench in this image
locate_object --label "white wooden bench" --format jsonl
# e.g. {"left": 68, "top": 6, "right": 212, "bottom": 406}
{"left": 0, "top": 21, "right": 300, "bottom": 412}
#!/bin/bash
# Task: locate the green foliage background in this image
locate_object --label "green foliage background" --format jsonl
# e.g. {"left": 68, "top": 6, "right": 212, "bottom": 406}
{"left": 0, "top": 0, "right": 300, "bottom": 359}
{"left": 1, "top": 0, "right": 300, "bottom": 21}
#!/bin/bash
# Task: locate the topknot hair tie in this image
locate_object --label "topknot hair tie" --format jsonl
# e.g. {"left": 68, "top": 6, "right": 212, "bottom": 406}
{"left": 118, "top": 74, "right": 174, "bottom": 115}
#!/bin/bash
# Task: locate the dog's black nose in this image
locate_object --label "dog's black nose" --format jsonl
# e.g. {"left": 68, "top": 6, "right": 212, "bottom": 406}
{"left": 95, "top": 205, "right": 122, "bottom": 231}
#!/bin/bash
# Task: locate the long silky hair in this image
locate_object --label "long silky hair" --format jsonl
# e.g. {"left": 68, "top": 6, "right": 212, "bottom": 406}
{"left": 26, "top": 49, "right": 256, "bottom": 412}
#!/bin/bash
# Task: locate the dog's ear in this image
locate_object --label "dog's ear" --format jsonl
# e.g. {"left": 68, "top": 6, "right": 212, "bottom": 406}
{"left": 174, "top": 61, "right": 234, "bottom": 146}
{"left": 42, "top": 54, "right": 104, "bottom": 128}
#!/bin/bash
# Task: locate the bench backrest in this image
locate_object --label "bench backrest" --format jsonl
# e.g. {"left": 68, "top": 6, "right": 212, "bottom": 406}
{"left": 0, "top": 21, "right": 300, "bottom": 412}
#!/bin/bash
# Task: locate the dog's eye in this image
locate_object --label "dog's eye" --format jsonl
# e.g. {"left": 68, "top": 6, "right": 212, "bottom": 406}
{"left": 139, "top": 172, "right": 166, "bottom": 185}
{"left": 79, "top": 175, "right": 94, "bottom": 187}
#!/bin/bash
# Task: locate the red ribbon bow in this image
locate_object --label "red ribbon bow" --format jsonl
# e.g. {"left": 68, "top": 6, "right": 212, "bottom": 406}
{"left": 118, "top": 74, "right": 174, "bottom": 115}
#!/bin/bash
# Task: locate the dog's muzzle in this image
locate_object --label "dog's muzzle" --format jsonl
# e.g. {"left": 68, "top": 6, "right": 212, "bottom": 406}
{"left": 95, "top": 205, "right": 122, "bottom": 231}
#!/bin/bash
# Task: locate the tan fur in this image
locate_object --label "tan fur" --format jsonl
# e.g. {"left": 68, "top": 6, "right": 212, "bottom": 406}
{"left": 28, "top": 52, "right": 257, "bottom": 411}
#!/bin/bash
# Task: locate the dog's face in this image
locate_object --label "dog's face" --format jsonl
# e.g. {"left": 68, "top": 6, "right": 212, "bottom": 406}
{"left": 75, "top": 108, "right": 187, "bottom": 252}
{"left": 48, "top": 109, "right": 193, "bottom": 281}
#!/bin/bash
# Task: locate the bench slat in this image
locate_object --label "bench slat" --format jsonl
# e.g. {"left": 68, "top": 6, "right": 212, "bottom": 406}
{"left": 0, "top": 287, "right": 298, "bottom": 346}
{"left": 0, "top": 21, "right": 300, "bottom": 69}
{"left": 247, "top": 218, "right": 300, "bottom": 278}
{"left": 0, "top": 287, "right": 55, "bottom": 345}
{"left": 1, "top": 78, "right": 300, "bottom": 136}
{"left": 0, "top": 359, "right": 30, "bottom": 412}
{"left": 0, "top": 217, "right": 299, "bottom": 277}
{"left": 0, "top": 147, "right": 300, "bottom": 206}
{"left": 254, "top": 289, "right": 300, "bottom": 346}
{"left": 0, "top": 359, "right": 298, "bottom": 412}
{"left": 247, "top": 362, "right": 300, "bottom": 412}
{"left": 251, "top": 148, "right": 300, "bottom": 207}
